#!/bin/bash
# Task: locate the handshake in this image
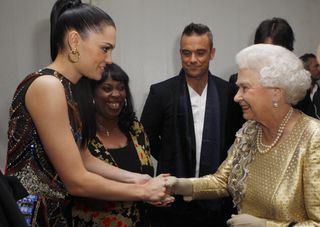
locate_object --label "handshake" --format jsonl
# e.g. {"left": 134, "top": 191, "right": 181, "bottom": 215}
{"left": 140, "top": 174, "right": 192, "bottom": 206}
{"left": 139, "top": 174, "right": 268, "bottom": 226}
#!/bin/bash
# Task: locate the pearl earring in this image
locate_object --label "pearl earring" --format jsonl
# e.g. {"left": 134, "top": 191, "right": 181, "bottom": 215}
{"left": 273, "top": 101, "right": 278, "bottom": 108}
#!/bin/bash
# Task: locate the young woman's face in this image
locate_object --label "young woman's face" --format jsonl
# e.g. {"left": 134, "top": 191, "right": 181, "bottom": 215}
{"left": 94, "top": 75, "right": 126, "bottom": 120}
{"left": 78, "top": 25, "right": 116, "bottom": 80}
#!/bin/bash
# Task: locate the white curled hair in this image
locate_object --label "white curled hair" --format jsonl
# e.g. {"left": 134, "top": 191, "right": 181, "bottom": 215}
{"left": 236, "top": 44, "right": 311, "bottom": 105}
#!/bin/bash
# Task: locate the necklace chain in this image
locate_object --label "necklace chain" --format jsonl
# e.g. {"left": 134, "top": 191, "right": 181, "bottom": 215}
{"left": 97, "top": 124, "right": 110, "bottom": 136}
{"left": 256, "top": 107, "right": 293, "bottom": 154}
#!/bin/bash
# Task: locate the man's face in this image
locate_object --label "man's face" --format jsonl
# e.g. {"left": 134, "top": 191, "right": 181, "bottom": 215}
{"left": 180, "top": 33, "right": 215, "bottom": 80}
{"left": 307, "top": 57, "right": 320, "bottom": 81}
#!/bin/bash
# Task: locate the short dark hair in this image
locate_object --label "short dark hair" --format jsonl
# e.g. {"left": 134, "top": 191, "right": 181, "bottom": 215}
{"left": 300, "top": 53, "right": 317, "bottom": 69}
{"left": 50, "top": 0, "right": 115, "bottom": 60}
{"left": 181, "top": 23, "right": 213, "bottom": 48}
{"left": 254, "top": 17, "right": 295, "bottom": 51}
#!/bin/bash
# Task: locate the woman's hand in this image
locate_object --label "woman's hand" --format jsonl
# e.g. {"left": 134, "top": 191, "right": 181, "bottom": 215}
{"left": 144, "top": 174, "right": 175, "bottom": 206}
{"left": 131, "top": 173, "right": 152, "bottom": 184}
{"left": 146, "top": 195, "right": 175, "bottom": 207}
{"left": 165, "top": 176, "right": 193, "bottom": 196}
{"left": 227, "top": 214, "right": 266, "bottom": 227}
{"left": 142, "top": 173, "right": 169, "bottom": 202}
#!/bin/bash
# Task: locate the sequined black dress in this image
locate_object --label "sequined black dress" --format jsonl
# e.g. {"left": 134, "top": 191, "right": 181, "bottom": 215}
{"left": 6, "top": 68, "right": 81, "bottom": 227}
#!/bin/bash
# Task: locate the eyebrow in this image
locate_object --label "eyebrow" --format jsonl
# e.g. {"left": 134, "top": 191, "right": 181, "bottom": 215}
{"left": 103, "top": 42, "right": 115, "bottom": 49}
{"left": 181, "top": 48, "right": 207, "bottom": 51}
{"left": 236, "top": 81, "right": 250, "bottom": 87}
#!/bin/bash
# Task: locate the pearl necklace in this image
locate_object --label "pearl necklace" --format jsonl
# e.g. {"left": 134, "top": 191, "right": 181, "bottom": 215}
{"left": 256, "top": 107, "right": 293, "bottom": 154}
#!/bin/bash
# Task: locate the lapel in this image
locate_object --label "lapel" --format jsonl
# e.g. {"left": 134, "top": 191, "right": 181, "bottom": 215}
{"left": 173, "top": 70, "right": 196, "bottom": 177}
{"left": 312, "top": 85, "right": 320, "bottom": 118}
{"left": 172, "top": 71, "right": 226, "bottom": 177}
{"left": 199, "top": 74, "right": 221, "bottom": 176}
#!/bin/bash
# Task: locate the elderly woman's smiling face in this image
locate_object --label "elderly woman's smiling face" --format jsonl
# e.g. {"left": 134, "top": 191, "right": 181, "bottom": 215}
{"left": 234, "top": 68, "right": 274, "bottom": 121}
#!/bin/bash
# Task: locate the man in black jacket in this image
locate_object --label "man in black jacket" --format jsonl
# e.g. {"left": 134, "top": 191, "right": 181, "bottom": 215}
{"left": 295, "top": 53, "right": 320, "bottom": 118}
{"left": 141, "top": 23, "right": 242, "bottom": 227}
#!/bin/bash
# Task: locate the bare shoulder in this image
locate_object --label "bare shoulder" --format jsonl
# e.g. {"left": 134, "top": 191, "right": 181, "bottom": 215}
{"left": 28, "top": 75, "right": 64, "bottom": 92}
{"left": 25, "top": 75, "right": 67, "bottom": 113}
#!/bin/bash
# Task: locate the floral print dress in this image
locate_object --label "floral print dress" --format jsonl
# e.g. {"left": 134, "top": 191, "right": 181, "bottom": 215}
{"left": 72, "top": 120, "right": 154, "bottom": 227}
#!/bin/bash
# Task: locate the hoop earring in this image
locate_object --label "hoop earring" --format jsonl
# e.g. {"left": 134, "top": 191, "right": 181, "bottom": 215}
{"left": 124, "top": 98, "right": 128, "bottom": 108}
{"left": 68, "top": 48, "right": 80, "bottom": 63}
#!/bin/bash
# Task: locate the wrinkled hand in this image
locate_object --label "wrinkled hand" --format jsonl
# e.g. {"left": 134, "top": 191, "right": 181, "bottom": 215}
{"left": 227, "top": 214, "right": 266, "bottom": 227}
{"left": 142, "top": 173, "right": 169, "bottom": 202}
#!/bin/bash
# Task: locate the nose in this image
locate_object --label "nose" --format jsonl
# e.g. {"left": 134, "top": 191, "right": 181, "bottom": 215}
{"left": 234, "top": 88, "right": 242, "bottom": 103}
{"left": 105, "top": 51, "right": 113, "bottom": 64}
{"left": 190, "top": 53, "right": 197, "bottom": 64}
{"left": 111, "top": 89, "right": 120, "bottom": 97}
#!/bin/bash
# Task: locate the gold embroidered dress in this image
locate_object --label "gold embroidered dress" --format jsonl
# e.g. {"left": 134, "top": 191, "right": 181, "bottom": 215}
{"left": 190, "top": 113, "right": 320, "bottom": 226}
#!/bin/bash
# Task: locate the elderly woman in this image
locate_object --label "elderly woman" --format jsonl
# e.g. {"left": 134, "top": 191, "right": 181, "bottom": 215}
{"left": 167, "top": 44, "right": 320, "bottom": 226}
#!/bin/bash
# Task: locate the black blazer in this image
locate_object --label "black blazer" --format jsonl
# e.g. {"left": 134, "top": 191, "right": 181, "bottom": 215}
{"left": 0, "top": 171, "right": 28, "bottom": 227}
{"left": 141, "top": 70, "right": 242, "bottom": 178}
{"left": 295, "top": 88, "right": 320, "bottom": 119}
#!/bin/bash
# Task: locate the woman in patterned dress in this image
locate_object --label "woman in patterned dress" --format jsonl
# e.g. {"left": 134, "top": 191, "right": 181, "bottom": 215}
{"left": 72, "top": 63, "right": 171, "bottom": 226}
{"left": 6, "top": 0, "right": 167, "bottom": 226}
{"left": 166, "top": 44, "right": 320, "bottom": 227}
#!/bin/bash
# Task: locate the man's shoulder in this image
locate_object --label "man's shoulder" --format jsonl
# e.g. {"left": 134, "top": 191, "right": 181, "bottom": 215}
{"left": 209, "top": 73, "right": 229, "bottom": 87}
{"left": 150, "top": 75, "right": 181, "bottom": 89}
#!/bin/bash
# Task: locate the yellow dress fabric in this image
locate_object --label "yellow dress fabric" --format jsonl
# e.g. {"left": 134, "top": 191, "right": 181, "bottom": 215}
{"left": 190, "top": 113, "right": 320, "bottom": 226}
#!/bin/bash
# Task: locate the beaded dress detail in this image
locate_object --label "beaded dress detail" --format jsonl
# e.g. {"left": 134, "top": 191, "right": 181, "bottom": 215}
{"left": 6, "top": 68, "right": 81, "bottom": 226}
{"left": 228, "top": 120, "right": 259, "bottom": 211}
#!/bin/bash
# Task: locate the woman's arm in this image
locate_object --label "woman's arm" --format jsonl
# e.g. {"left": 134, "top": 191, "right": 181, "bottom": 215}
{"left": 81, "top": 148, "right": 151, "bottom": 184}
{"left": 167, "top": 145, "right": 236, "bottom": 200}
{"left": 25, "top": 76, "right": 166, "bottom": 202}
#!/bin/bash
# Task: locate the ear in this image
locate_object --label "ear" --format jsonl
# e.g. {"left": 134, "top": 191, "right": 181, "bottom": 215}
{"left": 272, "top": 87, "right": 284, "bottom": 102}
{"left": 66, "top": 30, "right": 81, "bottom": 50}
{"left": 210, "top": 47, "right": 216, "bottom": 60}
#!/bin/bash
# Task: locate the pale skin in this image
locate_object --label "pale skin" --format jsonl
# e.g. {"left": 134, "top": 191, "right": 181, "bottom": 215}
{"left": 234, "top": 68, "right": 299, "bottom": 145}
{"left": 165, "top": 68, "right": 301, "bottom": 226}
{"left": 25, "top": 25, "right": 167, "bottom": 202}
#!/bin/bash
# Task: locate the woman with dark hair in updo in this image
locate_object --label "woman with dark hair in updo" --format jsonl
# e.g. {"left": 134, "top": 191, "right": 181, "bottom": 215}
{"left": 6, "top": 0, "right": 167, "bottom": 226}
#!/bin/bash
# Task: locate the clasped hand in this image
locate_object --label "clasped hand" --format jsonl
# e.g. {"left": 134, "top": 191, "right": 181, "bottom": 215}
{"left": 144, "top": 175, "right": 192, "bottom": 206}
{"left": 144, "top": 175, "right": 267, "bottom": 227}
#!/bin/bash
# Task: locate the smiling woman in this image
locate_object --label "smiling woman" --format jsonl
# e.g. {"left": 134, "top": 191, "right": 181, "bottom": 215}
{"left": 166, "top": 44, "right": 320, "bottom": 227}
{"left": 5, "top": 0, "right": 167, "bottom": 226}
{"left": 72, "top": 63, "right": 161, "bottom": 226}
